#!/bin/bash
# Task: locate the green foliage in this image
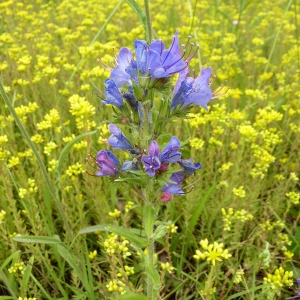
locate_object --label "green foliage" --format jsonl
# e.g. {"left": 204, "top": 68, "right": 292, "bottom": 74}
{"left": 0, "top": 0, "right": 299, "bottom": 299}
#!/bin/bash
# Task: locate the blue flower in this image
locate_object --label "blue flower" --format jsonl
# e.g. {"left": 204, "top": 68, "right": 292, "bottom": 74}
{"left": 179, "top": 159, "right": 202, "bottom": 175}
{"left": 160, "top": 136, "right": 181, "bottom": 163}
{"left": 110, "top": 48, "right": 132, "bottom": 87}
{"left": 108, "top": 124, "right": 133, "bottom": 151}
{"left": 148, "top": 31, "right": 187, "bottom": 79}
{"left": 161, "top": 171, "right": 185, "bottom": 201}
{"left": 109, "top": 32, "right": 189, "bottom": 88}
{"left": 95, "top": 149, "right": 120, "bottom": 176}
{"left": 171, "top": 67, "right": 212, "bottom": 110}
{"left": 141, "top": 141, "right": 161, "bottom": 176}
{"left": 102, "top": 79, "right": 124, "bottom": 108}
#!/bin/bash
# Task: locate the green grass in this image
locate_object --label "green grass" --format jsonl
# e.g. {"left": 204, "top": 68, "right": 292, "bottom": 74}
{"left": 0, "top": 0, "right": 300, "bottom": 299}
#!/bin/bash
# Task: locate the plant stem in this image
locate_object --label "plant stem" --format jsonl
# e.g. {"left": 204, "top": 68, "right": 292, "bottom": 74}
{"left": 144, "top": 0, "right": 152, "bottom": 43}
{"left": 144, "top": 201, "right": 157, "bottom": 300}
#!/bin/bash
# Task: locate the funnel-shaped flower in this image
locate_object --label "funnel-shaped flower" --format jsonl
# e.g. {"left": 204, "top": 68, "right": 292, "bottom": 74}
{"left": 110, "top": 48, "right": 132, "bottom": 87}
{"left": 141, "top": 141, "right": 161, "bottom": 176}
{"left": 171, "top": 68, "right": 212, "bottom": 110}
{"left": 102, "top": 79, "right": 124, "bottom": 108}
{"left": 160, "top": 136, "right": 181, "bottom": 163}
{"left": 108, "top": 124, "right": 133, "bottom": 151}
{"left": 95, "top": 149, "right": 119, "bottom": 176}
{"left": 161, "top": 171, "right": 185, "bottom": 201}
{"left": 179, "top": 159, "right": 202, "bottom": 175}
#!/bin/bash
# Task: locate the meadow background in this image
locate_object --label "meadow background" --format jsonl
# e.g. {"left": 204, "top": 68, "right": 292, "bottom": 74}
{"left": 0, "top": 0, "right": 300, "bottom": 299}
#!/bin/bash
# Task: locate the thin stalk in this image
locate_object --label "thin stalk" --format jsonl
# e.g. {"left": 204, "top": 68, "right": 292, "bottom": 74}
{"left": 144, "top": 0, "right": 153, "bottom": 43}
{"left": 0, "top": 80, "right": 72, "bottom": 237}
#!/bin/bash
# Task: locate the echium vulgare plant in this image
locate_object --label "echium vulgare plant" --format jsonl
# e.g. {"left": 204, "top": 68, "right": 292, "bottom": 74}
{"left": 87, "top": 31, "right": 224, "bottom": 299}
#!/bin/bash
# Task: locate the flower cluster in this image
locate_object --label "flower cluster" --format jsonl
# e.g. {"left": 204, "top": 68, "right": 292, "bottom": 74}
{"left": 193, "top": 239, "right": 232, "bottom": 266}
{"left": 89, "top": 32, "right": 220, "bottom": 201}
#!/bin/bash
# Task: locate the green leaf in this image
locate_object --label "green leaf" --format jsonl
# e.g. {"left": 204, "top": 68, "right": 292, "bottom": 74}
{"left": 153, "top": 225, "right": 166, "bottom": 240}
{"left": 115, "top": 292, "right": 148, "bottom": 300}
{"left": 55, "top": 244, "right": 84, "bottom": 283}
{"left": 55, "top": 130, "right": 97, "bottom": 175}
{"left": 13, "top": 235, "right": 62, "bottom": 244}
{"left": 227, "top": 285, "right": 264, "bottom": 299}
{"left": 21, "top": 256, "right": 34, "bottom": 295}
{"left": 144, "top": 205, "right": 155, "bottom": 238}
{"left": 144, "top": 264, "right": 160, "bottom": 287}
{"left": 79, "top": 225, "right": 148, "bottom": 248}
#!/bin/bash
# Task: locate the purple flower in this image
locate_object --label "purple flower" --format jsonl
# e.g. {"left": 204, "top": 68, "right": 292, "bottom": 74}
{"left": 110, "top": 48, "right": 132, "bottom": 87}
{"left": 108, "top": 124, "right": 133, "bottom": 151}
{"left": 148, "top": 31, "right": 187, "bottom": 79}
{"left": 179, "top": 159, "right": 202, "bottom": 175}
{"left": 102, "top": 79, "right": 124, "bottom": 108}
{"left": 171, "top": 68, "right": 212, "bottom": 110}
{"left": 95, "top": 149, "right": 119, "bottom": 176}
{"left": 160, "top": 136, "right": 181, "bottom": 163}
{"left": 141, "top": 141, "right": 161, "bottom": 176}
{"left": 161, "top": 171, "right": 185, "bottom": 201}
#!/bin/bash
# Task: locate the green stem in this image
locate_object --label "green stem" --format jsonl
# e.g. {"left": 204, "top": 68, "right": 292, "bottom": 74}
{"left": 0, "top": 80, "right": 72, "bottom": 238}
{"left": 144, "top": 202, "right": 157, "bottom": 300}
{"left": 144, "top": 0, "right": 152, "bottom": 43}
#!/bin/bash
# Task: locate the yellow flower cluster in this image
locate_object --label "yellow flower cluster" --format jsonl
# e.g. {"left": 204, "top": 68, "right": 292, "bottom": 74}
{"left": 44, "top": 141, "right": 58, "bottom": 156}
{"left": 30, "top": 134, "right": 44, "bottom": 144}
{"left": 47, "top": 159, "right": 58, "bottom": 172}
{"left": 64, "top": 163, "right": 84, "bottom": 181}
{"left": 193, "top": 239, "right": 231, "bottom": 266}
{"left": 160, "top": 262, "right": 175, "bottom": 274}
{"left": 106, "top": 279, "right": 126, "bottom": 294}
{"left": 73, "top": 140, "right": 88, "bottom": 151}
{"left": 263, "top": 267, "right": 293, "bottom": 290}
{"left": 232, "top": 186, "right": 246, "bottom": 198}
{"left": 259, "top": 220, "right": 284, "bottom": 232}
{"left": 7, "top": 156, "right": 20, "bottom": 168}
{"left": 102, "top": 233, "right": 131, "bottom": 258}
{"left": 88, "top": 250, "right": 97, "bottom": 260}
{"left": 108, "top": 209, "right": 121, "bottom": 218}
{"left": 286, "top": 191, "right": 300, "bottom": 205}
{"left": 219, "top": 162, "right": 233, "bottom": 172}
{"left": 68, "top": 94, "right": 96, "bottom": 130}
{"left": 15, "top": 102, "right": 38, "bottom": 123}
{"left": 166, "top": 223, "right": 178, "bottom": 234}
{"left": 277, "top": 233, "right": 293, "bottom": 260}
{"left": 8, "top": 262, "right": 25, "bottom": 275}
{"left": 117, "top": 265, "right": 135, "bottom": 277}
{"left": 222, "top": 208, "right": 253, "bottom": 231}
{"left": 124, "top": 201, "right": 134, "bottom": 213}
{"left": 0, "top": 210, "right": 6, "bottom": 224}
{"left": 18, "top": 178, "right": 37, "bottom": 199}
{"left": 37, "top": 109, "right": 60, "bottom": 130}
{"left": 18, "top": 298, "right": 37, "bottom": 300}
{"left": 189, "top": 137, "right": 205, "bottom": 150}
